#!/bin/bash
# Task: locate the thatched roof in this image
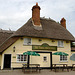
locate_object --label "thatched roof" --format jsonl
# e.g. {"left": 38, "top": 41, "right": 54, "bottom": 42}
{"left": 0, "top": 30, "right": 18, "bottom": 53}
{"left": 0, "top": 37, "right": 19, "bottom": 53}
{"left": 12, "top": 18, "right": 75, "bottom": 41}
{"left": 0, "top": 18, "right": 75, "bottom": 53}
{"left": 0, "top": 30, "right": 14, "bottom": 46}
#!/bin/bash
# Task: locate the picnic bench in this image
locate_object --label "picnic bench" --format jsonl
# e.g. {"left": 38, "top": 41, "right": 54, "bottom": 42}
{"left": 22, "top": 64, "right": 41, "bottom": 73}
{"left": 52, "top": 64, "right": 69, "bottom": 72}
{"left": 71, "top": 64, "right": 75, "bottom": 70}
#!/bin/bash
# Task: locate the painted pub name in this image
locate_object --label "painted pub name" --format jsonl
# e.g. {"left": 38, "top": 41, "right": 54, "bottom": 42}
{"left": 32, "top": 43, "right": 57, "bottom": 51}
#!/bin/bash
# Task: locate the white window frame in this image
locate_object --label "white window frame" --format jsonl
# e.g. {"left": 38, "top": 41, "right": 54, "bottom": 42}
{"left": 23, "top": 38, "right": 32, "bottom": 45}
{"left": 58, "top": 40, "right": 64, "bottom": 47}
{"left": 43, "top": 56, "right": 47, "bottom": 62}
{"left": 17, "top": 54, "right": 27, "bottom": 62}
{"left": 60, "top": 55, "right": 67, "bottom": 62}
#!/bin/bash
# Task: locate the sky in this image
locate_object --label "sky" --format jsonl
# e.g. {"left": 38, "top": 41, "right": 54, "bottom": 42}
{"left": 0, "top": 0, "right": 75, "bottom": 37}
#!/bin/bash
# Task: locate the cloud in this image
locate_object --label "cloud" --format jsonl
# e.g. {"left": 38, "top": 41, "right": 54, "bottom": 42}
{"left": 0, "top": 0, "right": 75, "bottom": 37}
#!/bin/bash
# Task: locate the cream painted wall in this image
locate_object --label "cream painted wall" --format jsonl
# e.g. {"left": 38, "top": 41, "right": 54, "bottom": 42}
{"left": 1, "top": 37, "right": 72, "bottom": 69}
{"left": 0, "top": 54, "right": 2, "bottom": 67}
{"left": 32, "top": 38, "right": 71, "bottom": 51}
{"left": 52, "top": 41, "right": 72, "bottom": 66}
{"left": 57, "top": 41, "right": 71, "bottom": 52}
{"left": 32, "top": 38, "right": 57, "bottom": 46}
{"left": 1, "top": 38, "right": 32, "bottom": 69}
{"left": 30, "top": 53, "right": 50, "bottom": 67}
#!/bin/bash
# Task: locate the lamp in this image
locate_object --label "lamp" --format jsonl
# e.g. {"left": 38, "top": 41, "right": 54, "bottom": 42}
{"left": 39, "top": 39, "right": 42, "bottom": 41}
{"left": 20, "top": 37, "right": 23, "bottom": 40}
{"left": 13, "top": 46, "right": 15, "bottom": 52}
{"left": 52, "top": 40, "right": 55, "bottom": 42}
{"left": 66, "top": 41, "right": 69, "bottom": 43}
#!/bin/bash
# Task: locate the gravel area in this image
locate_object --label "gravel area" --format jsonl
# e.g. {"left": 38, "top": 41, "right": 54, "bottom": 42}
{"left": 0, "top": 69, "right": 75, "bottom": 75}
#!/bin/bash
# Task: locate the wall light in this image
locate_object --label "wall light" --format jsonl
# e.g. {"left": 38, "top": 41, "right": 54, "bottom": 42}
{"left": 66, "top": 41, "right": 69, "bottom": 43}
{"left": 39, "top": 39, "right": 42, "bottom": 41}
{"left": 52, "top": 40, "right": 55, "bottom": 42}
{"left": 20, "top": 37, "right": 23, "bottom": 40}
{"left": 13, "top": 46, "right": 16, "bottom": 52}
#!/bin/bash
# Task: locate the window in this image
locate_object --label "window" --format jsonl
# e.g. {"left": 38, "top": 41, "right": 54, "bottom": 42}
{"left": 43, "top": 56, "right": 47, "bottom": 61}
{"left": 24, "top": 38, "right": 31, "bottom": 45}
{"left": 60, "top": 55, "right": 67, "bottom": 62}
{"left": 58, "top": 40, "right": 63, "bottom": 47}
{"left": 17, "top": 54, "right": 27, "bottom": 62}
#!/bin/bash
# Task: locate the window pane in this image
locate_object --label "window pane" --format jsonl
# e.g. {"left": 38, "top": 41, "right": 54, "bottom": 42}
{"left": 61, "top": 41, "right": 63, "bottom": 47}
{"left": 64, "top": 56, "right": 67, "bottom": 60}
{"left": 24, "top": 38, "right": 31, "bottom": 45}
{"left": 17, "top": 54, "right": 27, "bottom": 62}
{"left": 60, "top": 55, "right": 62, "bottom": 60}
{"left": 21, "top": 55, "right": 23, "bottom": 61}
{"left": 58, "top": 41, "right": 60, "bottom": 46}
{"left": 58, "top": 41, "right": 63, "bottom": 47}
{"left": 24, "top": 55, "right": 27, "bottom": 61}
{"left": 17, "top": 55, "right": 20, "bottom": 61}
{"left": 43, "top": 56, "right": 47, "bottom": 61}
{"left": 60, "top": 55, "right": 67, "bottom": 61}
{"left": 27, "top": 38, "right": 31, "bottom": 45}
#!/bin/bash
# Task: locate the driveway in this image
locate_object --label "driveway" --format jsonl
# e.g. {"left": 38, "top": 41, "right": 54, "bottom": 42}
{"left": 0, "top": 69, "right": 75, "bottom": 75}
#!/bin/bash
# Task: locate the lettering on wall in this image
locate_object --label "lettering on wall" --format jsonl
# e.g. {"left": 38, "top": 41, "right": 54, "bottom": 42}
{"left": 32, "top": 43, "right": 57, "bottom": 51}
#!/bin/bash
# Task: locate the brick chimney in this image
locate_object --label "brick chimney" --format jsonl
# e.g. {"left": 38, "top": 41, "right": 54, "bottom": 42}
{"left": 60, "top": 18, "right": 66, "bottom": 29}
{"left": 32, "top": 3, "right": 41, "bottom": 26}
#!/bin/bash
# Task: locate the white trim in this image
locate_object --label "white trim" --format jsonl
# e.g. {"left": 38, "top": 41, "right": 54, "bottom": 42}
{"left": 23, "top": 38, "right": 32, "bottom": 45}
{"left": 59, "top": 61, "right": 68, "bottom": 62}
{"left": 16, "top": 61, "right": 27, "bottom": 63}
{"left": 16, "top": 54, "right": 27, "bottom": 63}
{"left": 60, "top": 55, "right": 68, "bottom": 62}
{"left": 58, "top": 40, "right": 64, "bottom": 47}
{"left": 3, "top": 54, "right": 4, "bottom": 69}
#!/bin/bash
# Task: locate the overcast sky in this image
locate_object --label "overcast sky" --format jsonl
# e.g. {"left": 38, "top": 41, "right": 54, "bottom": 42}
{"left": 0, "top": 0, "right": 75, "bottom": 37}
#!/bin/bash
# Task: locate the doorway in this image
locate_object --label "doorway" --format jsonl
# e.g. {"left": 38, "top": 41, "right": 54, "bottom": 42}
{"left": 4, "top": 54, "right": 11, "bottom": 69}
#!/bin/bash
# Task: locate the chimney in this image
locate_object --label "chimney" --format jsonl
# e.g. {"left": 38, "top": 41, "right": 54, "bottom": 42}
{"left": 60, "top": 18, "right": 66, "bottom": 29}
{"left": 32, "top": 3, "right": 41, "bottom": 26}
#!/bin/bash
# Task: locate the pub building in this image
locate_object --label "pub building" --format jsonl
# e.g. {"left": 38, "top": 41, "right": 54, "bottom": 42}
{"left": 0, "top": 3, "right": 75, "bottom": 70}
